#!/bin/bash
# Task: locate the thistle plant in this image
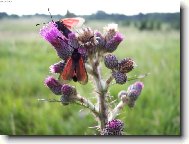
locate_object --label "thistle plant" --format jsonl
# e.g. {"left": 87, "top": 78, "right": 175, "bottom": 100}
{"left": 39, "top": 21, "right": 145, "bottom": 135}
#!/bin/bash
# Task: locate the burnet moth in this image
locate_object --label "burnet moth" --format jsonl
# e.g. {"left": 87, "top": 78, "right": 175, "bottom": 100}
{"left": 42, "top": 8, "right": 87, "bottom": 84}
{"left": 60, "top": 48, "right": 88, "bottom": 85}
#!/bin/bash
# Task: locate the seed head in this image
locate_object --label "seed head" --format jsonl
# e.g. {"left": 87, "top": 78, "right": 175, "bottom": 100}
{"left": 118, "top": 58, "right": 136, "bottom": 73}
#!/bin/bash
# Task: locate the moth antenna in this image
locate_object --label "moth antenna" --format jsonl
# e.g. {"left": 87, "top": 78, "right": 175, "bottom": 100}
{"left": 35, "top": 22, "right": 47, "bottom": 27}
{"left": 48, "top": 8, "right": 54, "bottom": 22}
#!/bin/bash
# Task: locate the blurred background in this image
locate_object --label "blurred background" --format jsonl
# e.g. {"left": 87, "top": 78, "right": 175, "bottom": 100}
{"left": 0, "top": 0, "right": 180, "bottom": 135}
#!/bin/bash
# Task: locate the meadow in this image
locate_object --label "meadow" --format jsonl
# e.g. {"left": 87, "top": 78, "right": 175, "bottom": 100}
{"left": 0, "top": 18, "right": 180, "bottom": 135}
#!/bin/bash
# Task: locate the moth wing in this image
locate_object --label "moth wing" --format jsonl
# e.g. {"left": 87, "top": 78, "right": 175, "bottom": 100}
{"left": 61, "top": 57, "right": 75, "bottom": 81}
{"left": 75, "top": 57, "right": 88, "bottom": 85}
{"left": 61, "top": 17, "right": 85, "bottom": 29}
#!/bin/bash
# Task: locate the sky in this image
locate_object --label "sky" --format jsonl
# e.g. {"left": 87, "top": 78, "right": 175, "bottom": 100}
{"left": 0, "top": 0, "right": 181, "bottom": 16}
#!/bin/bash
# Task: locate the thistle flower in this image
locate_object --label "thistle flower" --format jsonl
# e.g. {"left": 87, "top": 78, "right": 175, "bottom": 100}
{"left": 77, "top": 27, "right": 98, "bottom": 55}
{"left": 103, "top": 23, "right": 118, "bottom": 41}
{"left": 104, "top": 32, "right": 123, "bottom": 53}
{"left": 112, "top": 71, "right": 127, "bottom": 84}
{"left": 61, "top": 84, "right": 76, "bottom": 97}
{"left": 44, "top": 76, "right": 62, "bottom": 95}
{"left": 39, "top": 22, "right": 73, "bottom": 60}
{"left": 60, "top": 84, "right": 77, "bottom": 105}
{"left": 118, "top": 58, "right": 136, "bottom": 73}
{"left": 40, "top": 22, "right": 64, "bottom": 48}
{"left": 101, "top": 119, "right": 124, "bottom": 135}
{"left": 127, "top": 81, "right": 144, "bottom": 101}
{"left": 49, "top": 61, "right": 65, "bottom": 73}
{"left": 121, "top": 81, "right": 144, "bottom": 108}
{"left": 104, "top": 54, "right": 118, "bottom": 70}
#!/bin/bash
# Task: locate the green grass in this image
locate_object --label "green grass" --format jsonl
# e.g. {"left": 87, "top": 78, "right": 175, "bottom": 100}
{"left": 0, "top": 18, "right": 180, "bottom": 135}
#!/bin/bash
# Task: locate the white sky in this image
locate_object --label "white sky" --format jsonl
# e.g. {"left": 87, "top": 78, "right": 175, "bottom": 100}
{"left": 0, "top": 0, "right": 181, "bottom": 16}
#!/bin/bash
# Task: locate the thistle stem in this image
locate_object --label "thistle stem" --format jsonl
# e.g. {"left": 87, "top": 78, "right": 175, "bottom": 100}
{"left": 75, "top": 94, "right": 99, "bottom": 118}
{"left": 90, "top": 58, "right": 108, "bottom": 133}
{"left": 109, "top": 101, "right": 125, "bottom": 121}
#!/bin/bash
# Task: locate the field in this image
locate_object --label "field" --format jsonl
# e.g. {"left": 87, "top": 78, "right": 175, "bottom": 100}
{"left": 0, "top": 18, "right": 180, "bottom": 135}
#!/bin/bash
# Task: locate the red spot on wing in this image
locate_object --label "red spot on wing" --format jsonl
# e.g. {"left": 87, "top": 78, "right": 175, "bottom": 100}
{"left": 61, "top": 57, "right": 75, "bottom": 81}
{"left": 60, "top": 18, "right": 80, "bottom": 29}
{"left": 76, "top": 57, "right": 88, "bottom": 85}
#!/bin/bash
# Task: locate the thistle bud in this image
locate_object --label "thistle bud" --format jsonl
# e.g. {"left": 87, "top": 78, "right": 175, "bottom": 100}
{"left": 112, "top": 71, "right": 127, "bottom": 85}
{"left": 60, "top": 95, "right": 70, "bottom": 105}
{"left": 118, "top": 58, "right": 136, "bottom": 73}
{"left": 126, "top": 82, "right": 144, "bottom": 108}
{"left": 44, "top": 76, "right": 62, "bottom": 95}
{"left": 61, "top": 84, "right": 76, "bottom": 97}
{"left": 60, "top": 84, "right": 77, "bottom": 105}
{"left": 101, "top": 119, "right": 124, "bottom": 135}
{"left": 104, "top": 54, "right": 118, "bottom": 70}
{"left": 104, "top": 32, "right": 123, "bottom": 53}
{"left": 127, "top": 81, "right": 144, "bottom": 101}
{"left": 118, "top": 90, "right": 127, "bottom": 99}
{"left": 49, "top": 61, "right": 65, "bottom": 73}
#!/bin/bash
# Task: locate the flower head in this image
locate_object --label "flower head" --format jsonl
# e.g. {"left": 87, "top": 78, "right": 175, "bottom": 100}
{"left": 77, "top": 27, "right": 98, "bottom": 55}
{"left": 121, "top": 81, "right": 144, "bottom": 108}
{"left": 104, "top": 54, "right": 118, "bottom": 70}
{"left": 103, "top": 23, "right": 118, "bottom": 41}
{"left": 61, "top": 84, "right": 76, "bottom": 97}
{"left": 101, "top": 119, "right": 124, "bottom": 135}
{"left": 40, "top": 22, "right": 64, "bottom": 48}
{"left": 44, "top": 76, "right": 62, "bottom": 95}
{"left": 118, "top": 58, "right": 136, "bottom": 73}
{"left": 40, "top": 22, "right": 73, "bottom": 60}
{"left": 60, "top": 84, "right": 77, "bottom": 105}
{"left": 104, "top": 32, "right": 123, "bottom": 53}
{"left": 112, "top": 71, "right": 127, "bottom": 85}
{"left": 127, "top": 81, "right": 144, "bottom": 100}
{"left": 49, "top": 61, "right": 65, "bottom": 73}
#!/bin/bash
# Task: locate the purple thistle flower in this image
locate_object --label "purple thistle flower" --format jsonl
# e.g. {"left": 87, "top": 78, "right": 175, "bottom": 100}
{"left": 104, "top": 32, "right": 123, "bottom": 53}
{"left": 60, "top": 84, "right": 77, "bottom": 105}
{"left": 101, "top": 119, "right": 124, "bottom": 135}
{"left": 40, "top": 22, "right": 65, "bottom": 48}
{"left": 127, "top": 81, "right": 144, "bottom": 101}
{"left": 104, "top": 54, "right": 118, "bottom": 70}
{"left": 44, "top": 76, "right": 62, "bottom": 95}
{"left": 49, "top": 61, "right": 65, "bottom": 73}
{"left": 61, "top": 84, "right": 76, "bottom": 97}
{"left": 112, "top": 71, "right": 127, "bottom": 85}
{"left": 40, "top": 22, "right": 73, "bottom": 60}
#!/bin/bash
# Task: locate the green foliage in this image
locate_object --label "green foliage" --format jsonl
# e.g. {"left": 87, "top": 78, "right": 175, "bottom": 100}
{"left": 0, "top": 18, "right": 180, "bottom": 135}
